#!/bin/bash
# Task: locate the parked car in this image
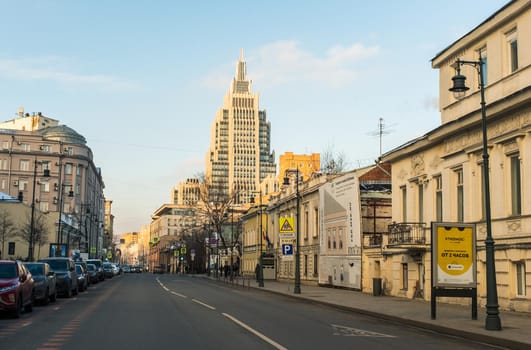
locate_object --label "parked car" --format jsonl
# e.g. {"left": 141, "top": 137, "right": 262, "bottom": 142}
{"left": 132, "top": 265, "right": 144, "bottom": 273}
{"left": 75, "top": 265, "right": 87, "bottom": 292}
{"left": 86, "top": 264, "right": 99, "bottom": 284}
{"left": 0, "top": 260, "right": 34, "bottom": 318}
{"left": 103, "top": 262, "right": 114, "bottom": 279}
{"left": 38, "top": 257, "right": 78, "bottom": 298}
{"left": 111, "top": 263, "right": 120, "bottom": 276}
{"left": 23, "top": 262, "right": 57, "bottom": 305}
{"left": 86, "top": 259, "right": 105, "bottom": 281}
{"left": 152, "top": 264, "right": 164, "bottom": 274}
{"left": 75, "top": 261, "right": 90, "bottom": 287}
{"left": 122, "top": 265, "right": 131, "bottom": 273}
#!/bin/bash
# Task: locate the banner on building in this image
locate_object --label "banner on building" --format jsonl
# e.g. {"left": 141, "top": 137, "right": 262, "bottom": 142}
{"left": 318, "top": 172, "right": 362, "bottom": 289}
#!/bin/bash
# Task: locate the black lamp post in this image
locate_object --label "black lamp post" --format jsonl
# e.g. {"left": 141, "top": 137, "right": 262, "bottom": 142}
{"left": 449, "top": 57, "right": 501, "bottom": 331}
{"left": 284, "top": 168, "right": 301, "bottom": 294}
{"left": 250, "top": 190, "right": 264, "bottom": 287}
{"left": 28, "top": 157, "right": 50, "bottom": 261}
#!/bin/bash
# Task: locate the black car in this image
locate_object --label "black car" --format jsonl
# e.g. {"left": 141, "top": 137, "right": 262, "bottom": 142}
{"left": 86, "top": 264, "right": 99, "bottom": 284}
{"left": 23, "top": 262, "right": 57, "bottom": 305}
{"left": 38, "top": 258, "right": 78, "bottom": 298}
{"left": 86, "top": 259, "right": 105, "bottom": 281}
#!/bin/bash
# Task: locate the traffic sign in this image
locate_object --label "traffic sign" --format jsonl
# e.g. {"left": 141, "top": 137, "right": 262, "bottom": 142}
{"left": 282, "top": 244, "right": 293, "bottom": 256}
{"left": 279, "top": 217, "right": 295, "bottom": 233}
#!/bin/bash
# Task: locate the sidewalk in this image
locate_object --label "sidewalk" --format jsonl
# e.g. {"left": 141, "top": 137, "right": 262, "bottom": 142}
{"left": 209, "top": 275, "right": 531, "bottom": 350}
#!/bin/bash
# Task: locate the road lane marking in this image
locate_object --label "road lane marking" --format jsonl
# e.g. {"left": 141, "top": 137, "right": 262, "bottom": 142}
{"left": 171, "top": 291, "right": 187, "bottom": 298}
{"left": 331, "top": 324, "right": 395, "bottom": 337}
{"left": 192, "top": 299, "right": 216, "bottom": 310}
{"left": 222, "top": 313, "right": 288, "bottom": 350}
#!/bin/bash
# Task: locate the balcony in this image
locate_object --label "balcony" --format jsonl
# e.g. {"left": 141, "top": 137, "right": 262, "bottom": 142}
{"left": 363, "top": 233, "right": 383, "bottom": 248}
{"left": 387, "top": 222, "right": 427, "bottom": 247}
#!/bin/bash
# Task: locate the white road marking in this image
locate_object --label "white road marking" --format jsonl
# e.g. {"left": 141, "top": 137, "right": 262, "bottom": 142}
{"left": 331, "top": 324, "right": 395, "bottom": 337}
{"left": 171, "top": 291, "right": 187, "bottom": 298}
{"left": 192, "top": 299, "right": 216, "bottom": 310}
{"left": 222, "top": 313, "right": 288, "bottom": 350}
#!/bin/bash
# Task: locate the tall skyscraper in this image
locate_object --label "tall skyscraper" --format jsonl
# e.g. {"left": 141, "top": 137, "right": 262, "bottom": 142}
{"left": 206, "top": 50, "right": 276, "bottom": 204}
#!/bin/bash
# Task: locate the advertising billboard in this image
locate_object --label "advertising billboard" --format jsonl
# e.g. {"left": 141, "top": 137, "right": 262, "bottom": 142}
{"left": 431, "top": 223, "right": 476, "bottom": 288}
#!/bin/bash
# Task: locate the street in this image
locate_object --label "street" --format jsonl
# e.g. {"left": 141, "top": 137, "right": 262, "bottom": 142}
{"left": 0, "top": 273, "right": 504, "bottom": 350}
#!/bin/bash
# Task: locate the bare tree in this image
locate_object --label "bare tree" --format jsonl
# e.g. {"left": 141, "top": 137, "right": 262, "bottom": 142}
{"left": 321, "top": 143, "right": 347, "bottom": 174}
{"left": 0, "top": 209, "right": 17, "bottom": 259}
{"left": 194, "top": 172, "right": 244, "bottom": 254}
{"left": 17, "top": 212, "right": 50, "bottom": 260}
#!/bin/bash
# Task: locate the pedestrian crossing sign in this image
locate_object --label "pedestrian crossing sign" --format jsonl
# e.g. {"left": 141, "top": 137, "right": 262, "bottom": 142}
{"left": 279, "top": 217, "right": 295, "bottom": 233}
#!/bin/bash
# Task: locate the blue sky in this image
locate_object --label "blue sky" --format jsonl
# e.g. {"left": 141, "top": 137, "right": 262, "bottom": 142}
{"left": 0, "top": 0, "right": 510, "bottom": 235}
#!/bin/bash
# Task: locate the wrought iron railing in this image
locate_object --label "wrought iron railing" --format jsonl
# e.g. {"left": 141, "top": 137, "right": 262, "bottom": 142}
{"left": 363, "top": 233, "right": 383, "bottom": 248}
{"left": 387, "top": 222, "right": 426, "bottom": 246}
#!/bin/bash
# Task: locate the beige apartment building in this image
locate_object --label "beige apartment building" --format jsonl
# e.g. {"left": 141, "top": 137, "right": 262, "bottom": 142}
{"left": 0, "top": 109, "right": 105, "bottom": 260}
{"left": 380, "top": 0, "right": 530, "bottom": 312}
{"left": 205, "top": 50, "right": 276, "bottom": 204}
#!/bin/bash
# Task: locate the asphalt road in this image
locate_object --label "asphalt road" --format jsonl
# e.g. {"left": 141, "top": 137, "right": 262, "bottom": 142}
{"left": 0, "top": 273, "right": 505, "bottom": 350}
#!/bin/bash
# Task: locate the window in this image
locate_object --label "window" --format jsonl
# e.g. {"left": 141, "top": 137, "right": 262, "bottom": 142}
{"left": 506, "top": 29, "right": 518, "bottom": 73}
{"left": 20, "top": 143, "right": 30, "bottom": 152}
{"left": 510, "top": 156, "right": 521, "bottom": 216}
{"left": 0, "top": 159, "right": 7, "bottom": 170}
{"left": 456, "top": 169, "right": 464, "bottom": 222}
{"left": 418, "top": 182, "right": 424, "bottom": 223}
{"left": 39, "top": 201, "right": 49, "bottom": 212}
{"left": 41, "top": 161, "right": 51, "bottom": 172}
{"left": 40, "top": 181, "right": 50, "bottom": 192}
{"left": 402, "top": 263, "right": 408, "bottom": 290}
{"left": 435, "top": 176, "right": 443, "bottom": 221}
{"left": 401, "top": 185, "right": 407, "bottom": 222}
{"left": 41, "top": 144, "right": 51, "bottom": 152}
{"left": 479, "top": 46, "right": 488, "bottom": 85}
{"left": 64, "top": 147, "right": 74, "bottom": 155}
{"left": 19, "top": 180, "right": 28, "bottom": 191}
{"left": 8, "top": 242, "right": 15, "bottom": 255}
{"left": 314, "top": 208, "right": 319, "bottom": 237}
{"left": 304, "top": 210, "right": 309, "bottom": 240}
{"left": 516, "top": 261, "right": 526, "bottom": 297}
{"left": 64, "top": 163, "right": 72, "bottom": 175}
{"left": 20, "top": 159, "right": 30, "bottom": 171}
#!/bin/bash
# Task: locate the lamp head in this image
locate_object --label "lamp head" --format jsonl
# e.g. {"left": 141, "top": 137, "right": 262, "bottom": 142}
{"left": 449, "top": 72, "right": 469, "bottom": 100}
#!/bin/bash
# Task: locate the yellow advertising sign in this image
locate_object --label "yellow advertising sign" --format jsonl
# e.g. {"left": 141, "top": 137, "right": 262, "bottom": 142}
{"left": 437, "top": 226, "right": 473, "bottom": 275}
{"left": 433, "top": 223, "right": 476, "bottom": 287}
{"left": 279, "top": 217, "right": 295, "bottom": 233}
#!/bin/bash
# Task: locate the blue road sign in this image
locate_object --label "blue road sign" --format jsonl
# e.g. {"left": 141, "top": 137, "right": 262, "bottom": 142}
{"left": 282, "top": 244, "right": 293, "bottom": 256}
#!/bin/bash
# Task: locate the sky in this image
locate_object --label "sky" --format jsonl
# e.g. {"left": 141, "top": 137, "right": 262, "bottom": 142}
{"left": 0, "top": 0, "right": 511, "bottom": 235}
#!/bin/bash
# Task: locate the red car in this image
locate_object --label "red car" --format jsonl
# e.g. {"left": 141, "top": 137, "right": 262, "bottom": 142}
{"left": 0, "top": 260, "right": 35, "bottom": 318}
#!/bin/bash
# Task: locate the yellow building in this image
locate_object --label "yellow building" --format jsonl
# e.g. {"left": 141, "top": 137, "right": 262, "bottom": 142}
{"left": 381, "top": 1, "right": 530, "bottom": 312}
{"left": 0, "top": 200, "right": 56, "bottom": 261}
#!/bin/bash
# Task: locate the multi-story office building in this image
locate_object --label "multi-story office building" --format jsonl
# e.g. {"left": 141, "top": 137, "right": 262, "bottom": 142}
{"left": 381, "top": 1, "right": 530, "bottom": 311}
{"left": 206, "top": 50, "right": 276, "bottom": 204}
{"left": 0, "top": 108, "right": 105, "bottom": 259}
{"left": 171, "top": 178, "right": 201, "bottom": 205}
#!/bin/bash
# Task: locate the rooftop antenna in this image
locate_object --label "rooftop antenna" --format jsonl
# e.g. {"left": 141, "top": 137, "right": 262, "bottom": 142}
{"left": 367, "top": 117, "right": 394, "bottom": 157}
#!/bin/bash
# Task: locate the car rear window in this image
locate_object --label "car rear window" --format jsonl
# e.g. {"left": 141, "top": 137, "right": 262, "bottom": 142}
{"left": 24, "top": 263, "right": 44, "bottom": 276}
{"left": 42, "top": 260, "right": 68, "bottom": 271}
{"left": 0, "top": 264, "right": 17, "bottom": 278}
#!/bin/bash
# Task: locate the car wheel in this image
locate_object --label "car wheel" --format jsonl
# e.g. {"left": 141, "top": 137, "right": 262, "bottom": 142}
{"left": 42, "top": 287, "right": 50, "bottom": 305}
{"left": 12, "top": 296, "right": 22, "bottom": 318}
{"left": 65, "top": 283, "right": 72, "bottom": 298}
{"left": 24, "top": 291, "right": 34, "bottom": 313}
{"left": 50, "top": 288, "right": 57, "bottom": 303}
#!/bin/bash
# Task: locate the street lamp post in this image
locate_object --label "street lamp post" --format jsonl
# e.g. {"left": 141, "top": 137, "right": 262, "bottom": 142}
{"left": 284, "top": 168, "right": 301, "bottom": 294}
{"left": 57, "top": 183, "right": 74, "bottom": 247}
{"left": 449, "top": 57, "right": 501, "bottom": 331}
{"left": 28, "top": 157, "right": 50, "bottom": 261}
{"left": 250, "top": 190, "right": 264, "bottom": 287}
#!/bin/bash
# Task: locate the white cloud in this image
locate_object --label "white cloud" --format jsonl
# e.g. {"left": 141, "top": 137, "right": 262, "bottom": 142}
{"left": 201, "top": 40, "right": 380, "bottom": 89}
{"left": 0, "top": 57, "right": 136, "bottom": 91}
